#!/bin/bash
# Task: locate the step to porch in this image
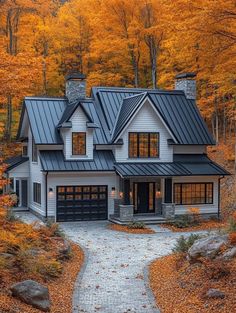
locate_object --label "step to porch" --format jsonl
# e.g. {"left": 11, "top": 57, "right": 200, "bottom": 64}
{"left": 109, "top": 214, "right": 166, "bottom": 225}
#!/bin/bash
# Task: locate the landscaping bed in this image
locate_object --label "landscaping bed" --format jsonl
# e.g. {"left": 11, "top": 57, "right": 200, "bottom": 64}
{"left": 149, "top": 215, "right": 236, "bottom": 313}
{"left": 0, "top": 209, "right": 84, "bottom": 313}
{"left": 162, "top": 220, "right": 226, "bottom": 232}
{"left": 109, "top": 223, "right": 155, "bottom": 234}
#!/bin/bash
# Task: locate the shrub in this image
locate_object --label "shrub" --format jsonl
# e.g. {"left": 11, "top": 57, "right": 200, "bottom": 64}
{"left": 204, "top": 259, "right": 230, "bottom": 280}
{"left": 227, "top": 212, "right": 236, "bottom": 233}
{"left": 172, "top": 234, "right": 202, "bottom": 253}
{"left": 172, "top": 215, "right": 191, "bottom": 228}
{"left": 5, "top": 208, "right": 19, "bottom": 222}
{"left": 39, "top": 221, "right": 65, "bottom": 238}
{"left": 127, "top": 221, "right": 146, "bottom": 229}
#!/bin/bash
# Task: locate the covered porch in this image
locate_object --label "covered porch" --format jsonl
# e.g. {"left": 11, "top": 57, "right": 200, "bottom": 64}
{"left": 110, "top": 156, "right": 230, "bottom": 224}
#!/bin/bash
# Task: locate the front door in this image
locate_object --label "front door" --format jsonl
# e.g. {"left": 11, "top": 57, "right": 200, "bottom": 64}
{"left": 134, "top": 182, "right": 155, "bottom": 214}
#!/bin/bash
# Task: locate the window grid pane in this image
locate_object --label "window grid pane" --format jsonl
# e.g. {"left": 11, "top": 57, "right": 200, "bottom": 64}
{"left": 174, "top": 183, "right": 213, "bottom": 205}
{"left": 72, "top": 132, "right": 86, "bottom": 155}
{"left": 129, "top": 132, "right": 159, "bottom": 158}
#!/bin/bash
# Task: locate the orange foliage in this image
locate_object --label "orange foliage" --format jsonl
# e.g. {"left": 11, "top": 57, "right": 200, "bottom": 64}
{"left": 229, "top": 232, "right": 236, "bottom": 246}
{"left": 109, "top": 224, "right": 155, "bottom": 234}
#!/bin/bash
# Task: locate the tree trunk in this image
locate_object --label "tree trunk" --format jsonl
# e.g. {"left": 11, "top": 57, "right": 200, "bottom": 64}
{"left": 4, "top": 95, "right": 12, "bottom": 142}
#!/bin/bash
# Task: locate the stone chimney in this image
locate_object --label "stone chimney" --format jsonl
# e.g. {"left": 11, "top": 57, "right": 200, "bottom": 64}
{"left": 175, "top": 72, "right": 196, "bottom": 100}
{"left": 65, "top": 72, "right": 86, "bottom": 103}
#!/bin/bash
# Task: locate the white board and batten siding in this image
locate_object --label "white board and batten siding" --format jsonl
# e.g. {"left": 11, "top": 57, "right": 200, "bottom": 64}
{"left": 115, "top": 101, "right": 174, "bottom": 163}
{"left": 28, "top": 129, "right": 46, "bottom": 217}
{"left": 47, "top": 172, "right": 119, "bottom": 218}
{"left": 172, "top": 176, "right": 219, "bottom": 215}
{"left": 62, "top": 106, "right": 93, "bottom": 160}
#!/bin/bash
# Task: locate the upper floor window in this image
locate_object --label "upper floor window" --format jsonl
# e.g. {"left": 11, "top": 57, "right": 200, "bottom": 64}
{"left": 72, "top": 132, "right": 86, "bottom": 155}
{"left": 129, "top": 132, "right": 159, "bottom": 158}
{"left": 32, "top": 137, "right": 38, "bottom": 162}
{"left": 174, "top": 183, "right": 213, "bottom": 205}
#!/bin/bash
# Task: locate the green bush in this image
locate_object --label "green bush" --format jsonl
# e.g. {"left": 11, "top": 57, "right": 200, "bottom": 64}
{"left": 172, "top": 214, "right": 201, "bottom": 229}
{"left": 172, "top": 234, "right": 202, "bottom": 253}
{"left": 127, "top": 221, "right": 146, "bottom": 229}
{"left": 227, "top": 216, "right": 236, "bottom": 233}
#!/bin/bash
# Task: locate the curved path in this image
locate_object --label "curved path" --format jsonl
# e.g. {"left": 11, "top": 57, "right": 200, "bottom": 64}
{"left": 60, "top": 221, "right": 180, "bottom": 313}
{"left": 18, "top": 213, "right": 206, "bottom": 313}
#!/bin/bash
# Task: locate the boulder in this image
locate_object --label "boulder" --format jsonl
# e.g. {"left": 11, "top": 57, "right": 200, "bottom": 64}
{"left": 10, "top": 280, "right": 50, "bottom": 312}
{"left": 53, "top": 238, "right": 71, "bottom": 259}
{"left": 206, "top": 288, "right": 225, "bottom": 299}
{"left": 188, "top": 235, "right": 228, "bottom": 261}
{"left": 221, "top": 246, "right": 236, "bottom": 260}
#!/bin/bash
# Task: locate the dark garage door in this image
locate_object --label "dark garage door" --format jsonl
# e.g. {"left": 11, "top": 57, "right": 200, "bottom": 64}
{"left": 56, "top": 185, "right": 108, "bottom": 222}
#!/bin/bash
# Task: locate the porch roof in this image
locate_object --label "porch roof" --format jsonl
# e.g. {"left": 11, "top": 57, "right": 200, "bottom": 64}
{"left": 5, "top": 155, "right": 29, "bottom": 172}
{"left": 114, "top": 155, "right": 230, "bottom": 177}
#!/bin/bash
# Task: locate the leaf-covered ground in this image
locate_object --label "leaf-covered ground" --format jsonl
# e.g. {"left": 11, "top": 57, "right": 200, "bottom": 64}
{"left": 109, "top": 223, "right": 155, "bottom": 234}
{"left": 162, "top": 220, "right": 226, "bottom": 233}
{"left": 0, "top": 243, "right": 83, "bottom": 313}
{"left": 149, "top": 254, "right": 236, "bottom": 313}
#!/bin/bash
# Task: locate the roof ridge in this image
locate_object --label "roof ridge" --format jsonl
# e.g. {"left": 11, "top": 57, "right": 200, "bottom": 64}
{"left": 25, "top": 96, "right": 67, "bottom": 101}
{"left": 93, "top": 86, "right": 184, "bottom": 95}
{"left": 123, "top": 92, "right": 147, "bottom": 100}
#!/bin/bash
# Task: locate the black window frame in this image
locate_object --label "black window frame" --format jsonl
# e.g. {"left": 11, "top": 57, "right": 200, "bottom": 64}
{"left": 33, "top": 182, "right": 41, "bottom": 205}
{"left": 128, "top": 132, "right": 159, "bottom": 158}
{"left": 174, "top": 182, "right": 213, "bottom": 205}
{"left": 72, "top": 132, "right": 86, "bottom": 156}
{"left": 32, "top": 137, "right": 38, "bottom": 162}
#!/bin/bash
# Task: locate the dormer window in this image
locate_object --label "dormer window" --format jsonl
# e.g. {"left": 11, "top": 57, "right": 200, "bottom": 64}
{"left": 72, "top": 132, "right": 86, "bottom": 155}
{"left": 129, "top": 132, "right": 159, "bottom": 158}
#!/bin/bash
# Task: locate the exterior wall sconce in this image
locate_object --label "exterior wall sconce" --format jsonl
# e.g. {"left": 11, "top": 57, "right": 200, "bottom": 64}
{"left": 49, "top": 187, "right": 53, "bottom": 193}
{"left": 111, "top": 187, "right": 116, "bottom": 197}
{"left": 156, "top": 191, "right": 161, "bottom": 198}
{"left": 119, "top": 191, "right": 123, "bottom": 198}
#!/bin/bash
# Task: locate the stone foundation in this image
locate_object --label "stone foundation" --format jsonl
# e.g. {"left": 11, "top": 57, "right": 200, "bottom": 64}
{"left": 119, "top": 205, "right": 134, "bottom": 222}
{"left": 162, "top": 203, "right": 175, "bottom": 219}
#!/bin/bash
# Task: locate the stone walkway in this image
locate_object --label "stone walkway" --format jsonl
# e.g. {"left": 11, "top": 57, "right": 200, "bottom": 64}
{"left": 17, "top": 213, "right": 206, "bottom": 313}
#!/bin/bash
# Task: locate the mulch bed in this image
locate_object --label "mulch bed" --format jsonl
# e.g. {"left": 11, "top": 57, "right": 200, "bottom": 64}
{"left": 161, "top": 220, "right": 226, "bottom": 232}
{"left": 0, "top": 243, "right": 84, "bottom": 313}
{"left": 109, "top": 224, "right": 155, "bottom": 234}
{"left": 149, "top": 254, "right": 236, "bottom": 313}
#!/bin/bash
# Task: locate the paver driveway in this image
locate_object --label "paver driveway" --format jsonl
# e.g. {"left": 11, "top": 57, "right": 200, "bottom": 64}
{"left": 60, "top": 221, "right": 178, "bottom": 313}
{"left": 17, "top": 213, "right": 205, "bottom": 313}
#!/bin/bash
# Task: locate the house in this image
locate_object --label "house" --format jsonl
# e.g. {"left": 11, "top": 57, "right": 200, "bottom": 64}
{"left": 5, "top": 72, "right": 230, "bottom": 223}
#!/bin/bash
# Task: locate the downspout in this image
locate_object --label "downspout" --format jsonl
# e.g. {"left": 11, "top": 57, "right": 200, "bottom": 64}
{"left": 45, "top": 171, "right": 48, "bottom": 220}
{"left": 218, "top": 176, "right": 224, "bottom": 219}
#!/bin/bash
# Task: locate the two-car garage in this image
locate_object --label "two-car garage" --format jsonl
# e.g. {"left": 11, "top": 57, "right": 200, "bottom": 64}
{"left": 56, "top": 185, "right": 108, "bottom": 222}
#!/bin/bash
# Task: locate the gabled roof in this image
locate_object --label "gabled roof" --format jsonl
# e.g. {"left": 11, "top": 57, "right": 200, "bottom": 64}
{"left": 111, "top": 93, "right": 147, "bottom": 142}
{"left": 57, "top": 100, "right": 94, "bottom": 128}
{"left": 5, "top": 155, "right": 29, "bottom": 172}
{"left": 40, "top": 150, "right": 115, "bottom": 172}
{"left": 92, "top": 87, "right": 215, "bottom": 145}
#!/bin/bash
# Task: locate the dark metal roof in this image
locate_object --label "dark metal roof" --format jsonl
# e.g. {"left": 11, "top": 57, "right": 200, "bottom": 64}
{"left": 175, "top": 72, "right": 196, "bottom": 79}
{"left": 5, "top": 155, "right": 29, "bottom": 172}
{"left": 57, "top": 101, "right": 93, "bottom": 128}
{"left": 24, "top": 97, "right": 67, "bottom": 145}
{"left": 114, "top": 154, "right": 230, "bottom": 177}
{"left": 40, "top": 150, "right": 115, "bottom": 172}
{"left": 92, "top": 87, "right": 215, "bottom": 145}
{"left": 112, "top": 93, "right": 147, "bottom": 141}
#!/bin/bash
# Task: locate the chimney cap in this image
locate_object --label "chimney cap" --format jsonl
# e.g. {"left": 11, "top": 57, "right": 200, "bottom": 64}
{"left": 175, "top": 72, "right": 196, "bottom": 79}
{"left": 65, "top": 71, "right": 86, "bottom": 81}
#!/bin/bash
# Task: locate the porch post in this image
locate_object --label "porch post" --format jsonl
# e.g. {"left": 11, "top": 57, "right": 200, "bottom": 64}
{"left": 163, "top": 177, "right": 175, "bottom": 219}
{"left": 164, "top": 178, "right": 172, "bottom": 203}
{"left": 124, "top": 179, "right": 130, "bottom": 205}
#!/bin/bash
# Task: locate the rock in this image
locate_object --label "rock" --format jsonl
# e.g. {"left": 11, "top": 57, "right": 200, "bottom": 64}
{"left": 10, "top": 280, "right": 50, "bottom": 312}
{"left": 0, "top": 253, "right": 14, "bottom": 260}
{"left": 221, "top": 246, "right": 236, "bottom": 260}
{"left": 54, "top": 238, "right": 71, "bottom": 259}
{"left": 206, "top": 288, "right": 225, "bottom": 299}
{"left": 188, "top": 235, "right": 228, "bottom": 261}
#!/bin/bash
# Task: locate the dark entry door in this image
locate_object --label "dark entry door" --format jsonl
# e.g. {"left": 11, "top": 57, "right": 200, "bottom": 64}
{"left": 21, "top": 180, "right": 28, "bottom": 207}
{"left": 134, "top": 182, "right": 155, "bottom": 214}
